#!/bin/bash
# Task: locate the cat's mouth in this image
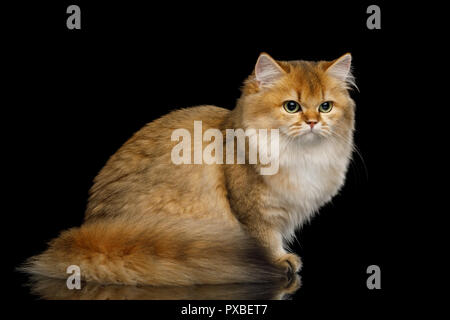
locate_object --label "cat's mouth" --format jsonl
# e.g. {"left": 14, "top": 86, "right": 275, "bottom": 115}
{"left": 300, "top": 129, "right": 320, "bottom": 139}
{"left": 286, "top": 127, "right": 321, "bottom": 138}
{"left": 282, "top": 128, "right": 331, "bottom": 144}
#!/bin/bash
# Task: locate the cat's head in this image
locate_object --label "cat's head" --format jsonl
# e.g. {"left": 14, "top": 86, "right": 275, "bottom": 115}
{"left": 237, "top": 53, "right": 356, "bottom": 146}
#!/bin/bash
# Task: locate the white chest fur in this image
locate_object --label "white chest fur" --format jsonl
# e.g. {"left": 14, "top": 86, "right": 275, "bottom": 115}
{"left": 263, "top": 137, "right": 352, "bottom": 238}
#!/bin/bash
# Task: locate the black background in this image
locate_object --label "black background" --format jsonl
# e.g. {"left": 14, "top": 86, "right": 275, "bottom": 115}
{"left": 3, "top": 0, "right": 416, "bottom": 316}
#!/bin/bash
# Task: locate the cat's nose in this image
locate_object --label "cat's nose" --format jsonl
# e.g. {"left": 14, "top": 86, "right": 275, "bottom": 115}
{"left": 306, "top": 120, "right": 318, "bottom": 128}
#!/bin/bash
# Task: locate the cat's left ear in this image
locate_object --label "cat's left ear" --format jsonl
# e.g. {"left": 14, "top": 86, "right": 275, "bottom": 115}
{"left": 326, "top": 53, "right": 357, "bottom": 89}
{"left": 255, "top": 53, "right": 286, "bottom": 87}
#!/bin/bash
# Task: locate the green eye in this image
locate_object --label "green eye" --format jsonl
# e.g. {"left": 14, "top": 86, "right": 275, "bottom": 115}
{"left": 283, "top": 100, "right": 301, "bottom": 113}
{"left": 319, "top": 101, "right": 333, "bottom": 113}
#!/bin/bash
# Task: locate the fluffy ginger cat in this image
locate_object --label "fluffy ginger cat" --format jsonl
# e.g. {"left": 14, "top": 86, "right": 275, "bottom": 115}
{"left": 23, "top": 53, "right": 356, "bottom": 286}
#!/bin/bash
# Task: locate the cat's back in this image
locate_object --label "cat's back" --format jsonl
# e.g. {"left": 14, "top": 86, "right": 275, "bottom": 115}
{"left": 85, "top": 105, "right": 234, "bottom": 221}
{"left": 123, "top": 105, "right": 231, "bottom": 164}
{"left": 144, "top": 105, "right": 230, "bottom": 136}
{"left": 101, "top": 105, "right": 230, "bottom": 169}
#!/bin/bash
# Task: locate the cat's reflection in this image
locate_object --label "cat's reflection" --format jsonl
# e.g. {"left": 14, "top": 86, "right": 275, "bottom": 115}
{"left": 27, "top": 274, "right": 301, "bottom": 300}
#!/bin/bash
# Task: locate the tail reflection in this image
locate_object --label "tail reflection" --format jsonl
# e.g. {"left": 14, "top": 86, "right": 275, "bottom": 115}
{"left": 27, "top": 274, "right": 301, "bottom": 300}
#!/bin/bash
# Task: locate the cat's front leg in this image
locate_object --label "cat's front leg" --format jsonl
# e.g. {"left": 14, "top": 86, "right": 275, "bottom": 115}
{"left": 262, "top": 231, "right": 302, "bottom": 276}
{"left": 247, "top": 225, "right": 302, "bottom": 277}
{"left": 264, "top": 231, "right": 302, "bottom": 277}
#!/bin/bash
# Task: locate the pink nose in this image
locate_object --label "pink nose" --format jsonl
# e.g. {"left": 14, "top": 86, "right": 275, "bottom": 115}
{"left": 306, "top": 120, "right": 318, "bottom": 128}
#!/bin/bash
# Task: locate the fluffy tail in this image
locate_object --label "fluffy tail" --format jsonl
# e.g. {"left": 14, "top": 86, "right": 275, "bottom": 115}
{"left": 20, "top": 217, "right": 285, "bottom": 286}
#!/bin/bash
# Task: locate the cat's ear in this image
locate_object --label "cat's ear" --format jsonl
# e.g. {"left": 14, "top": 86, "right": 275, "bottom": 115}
{"left": 326, "top": 53, "right": 357, "bottom": 89}
{"left": 255, "top": 53, "right": 285, "bottom": 87}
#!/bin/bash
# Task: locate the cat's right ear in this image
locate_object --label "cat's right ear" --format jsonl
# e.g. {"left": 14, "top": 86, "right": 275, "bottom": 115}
{"left": 255, "top": 53, "right": 285, "bottom": 87}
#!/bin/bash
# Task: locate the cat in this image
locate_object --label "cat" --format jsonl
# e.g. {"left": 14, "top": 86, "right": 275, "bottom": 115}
{"left": 21, "top": 53, "right": 356, "bottom": 286}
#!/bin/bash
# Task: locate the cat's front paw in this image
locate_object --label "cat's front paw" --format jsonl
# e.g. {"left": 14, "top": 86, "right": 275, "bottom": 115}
{"left": 276, "top": 253, "right": 302, "bottom": 278}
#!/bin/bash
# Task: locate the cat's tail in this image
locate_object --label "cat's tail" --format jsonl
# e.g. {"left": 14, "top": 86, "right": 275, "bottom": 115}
{"left": 19, "top": 217, "right": 286, "bottom": 286}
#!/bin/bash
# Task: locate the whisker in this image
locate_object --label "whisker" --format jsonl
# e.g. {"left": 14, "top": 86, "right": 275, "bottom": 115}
{"left": 329, "top": 128, "right": 368, "bottom": 181}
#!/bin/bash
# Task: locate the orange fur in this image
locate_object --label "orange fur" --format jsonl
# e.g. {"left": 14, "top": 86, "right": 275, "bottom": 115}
{"left": 23, "top": 216, "right": 285, "bottom": 285}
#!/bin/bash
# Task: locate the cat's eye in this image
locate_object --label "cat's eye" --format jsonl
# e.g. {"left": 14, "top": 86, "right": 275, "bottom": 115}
{"left": 283, "top": 100, "right": 301, "bottom": 113}
{"left": 318, "top": 101, "right": 333, "bottom": 113}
